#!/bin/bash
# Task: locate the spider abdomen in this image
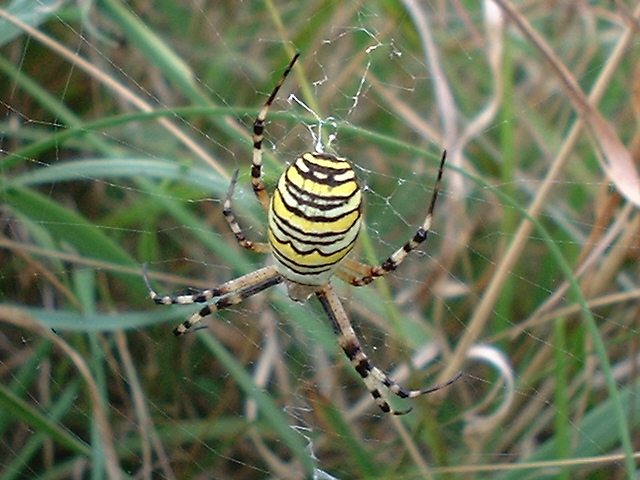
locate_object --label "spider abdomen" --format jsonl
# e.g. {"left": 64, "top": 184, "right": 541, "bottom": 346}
{"left": 268, "top": 152, "right": 362, "bottom": 289}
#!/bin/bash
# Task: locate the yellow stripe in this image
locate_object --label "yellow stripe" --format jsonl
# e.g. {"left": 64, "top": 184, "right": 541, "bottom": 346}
{"left": 271, "top": 189, "right": 361, "bottom": 233}
{"left": 301, "top": 153, "right": 351, "bottom": 170}
{"left": 278, "top": 176, "right": 361, "bottom": 217}
{"left": 270, "top": 213, "right": 360, "bottom": 255}
{"left": 268, "top": 229, "right": 354, "bottom": 267}
{"left": 285, "top": 166, "right": 358, "bottom": 198}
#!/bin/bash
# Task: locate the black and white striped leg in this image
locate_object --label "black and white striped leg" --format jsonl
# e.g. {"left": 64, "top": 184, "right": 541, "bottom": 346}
{"left": 143, "top": 266, "right": 283, "bottom": 335}
{"left": 316, "top": 283, "right": 458, "bottom": 415}
{"left": 251, "top": 53, "right": 300, "bottom": 212}
{"left": 222, "top": 169, "right": 270, "bottom": 253}
{"left": 341, "top": 150, "right": 447, "bottom": 287}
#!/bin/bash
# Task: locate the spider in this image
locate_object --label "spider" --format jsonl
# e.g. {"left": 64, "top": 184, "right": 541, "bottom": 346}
{"left": 144, "top": 53, "right": 460, "bottom": 415}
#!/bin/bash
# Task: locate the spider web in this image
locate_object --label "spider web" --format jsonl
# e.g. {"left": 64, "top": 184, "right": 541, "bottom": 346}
{"left": 1, "top": 1, "right": 639, "bottom": 478}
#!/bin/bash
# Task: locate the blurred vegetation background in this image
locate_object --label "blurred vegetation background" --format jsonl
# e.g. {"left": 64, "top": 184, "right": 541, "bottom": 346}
{"left": 1, "top": 1, "right": 639, "bottom": 478}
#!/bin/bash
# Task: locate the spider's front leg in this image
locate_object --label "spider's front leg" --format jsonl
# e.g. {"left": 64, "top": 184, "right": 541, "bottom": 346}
{"left": 251, "top": 52, "right": 300, "bottom": 212}
{"left": 143, "top": 265, "right": 283, "bottom": 335}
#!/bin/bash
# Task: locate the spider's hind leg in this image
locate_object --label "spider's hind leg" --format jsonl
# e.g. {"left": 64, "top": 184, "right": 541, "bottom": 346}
{"left": 316, "top": 283, "right": 459, "bottom": 415}
{"left": 143, "top": 265, "right": 283, "bottom": 335}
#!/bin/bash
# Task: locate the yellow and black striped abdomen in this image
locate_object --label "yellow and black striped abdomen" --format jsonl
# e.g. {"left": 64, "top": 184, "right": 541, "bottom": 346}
{"left": 268, "top": 152, "right": 362, "bottom": 291}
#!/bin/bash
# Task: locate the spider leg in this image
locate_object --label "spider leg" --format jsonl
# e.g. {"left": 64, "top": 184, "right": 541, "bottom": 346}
{"left": 316, "top": 283, "right": 458, "bottom": 415}
{"left": 143, "top": 265, "right": 283, "bottom": 335}
{"left": 335, "top": 258, "right": 373, "bottom": 282}
{"left": 251, "top": 53, "right": 300, "bottom": 212}
{"left": 222, "top": 169, "right": 270, "bottom": 253}
{"left": 340, "top": 150, "right": 447, "bottom": 287}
